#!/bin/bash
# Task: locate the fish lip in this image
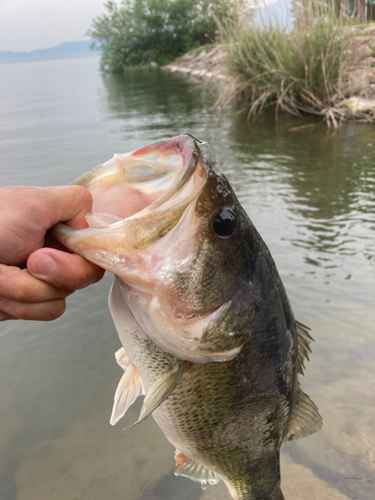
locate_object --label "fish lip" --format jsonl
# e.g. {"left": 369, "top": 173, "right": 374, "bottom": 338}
{"left": 122, "top": 135, "right": 207, "bottom": 250}
{"left": 143, "top": 134, "right": 203, "bottom": 213}
{"left": 71, "top": 133, "right": 204, "bottom": 206}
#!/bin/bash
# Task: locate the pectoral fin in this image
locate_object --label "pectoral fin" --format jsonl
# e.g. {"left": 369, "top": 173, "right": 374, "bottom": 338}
{"left": 110, "top": 362, "right": 145, "bottom": 426}
{"left": 124, "top": 360, "right": 190, "bottom": 430}
{"left": 174, "top": 451, "right": 221, "bottom": 486}
{"left": 284, "top": 387, "right": 322, "bottom": 442}
{"left": 115, "top": 347, "right": 129, "bottom": 370}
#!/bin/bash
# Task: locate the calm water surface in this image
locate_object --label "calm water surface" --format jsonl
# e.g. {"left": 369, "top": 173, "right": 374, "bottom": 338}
{"left": 0, "top": 56, "right": 374, "bottom": 500}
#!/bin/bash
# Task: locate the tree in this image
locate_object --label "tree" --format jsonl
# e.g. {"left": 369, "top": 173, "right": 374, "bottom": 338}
{"left": 88, "top": 0, "right": 235, "bottom": 72}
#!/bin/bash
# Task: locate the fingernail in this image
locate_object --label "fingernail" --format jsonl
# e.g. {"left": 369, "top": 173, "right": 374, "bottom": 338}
{"left": 31, "top": 255, "right": 57, "bottom": 276}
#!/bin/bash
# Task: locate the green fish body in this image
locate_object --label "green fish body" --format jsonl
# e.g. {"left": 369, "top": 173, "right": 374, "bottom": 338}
{"left": 54, "top": 134, "right": 321, "bottom": 500}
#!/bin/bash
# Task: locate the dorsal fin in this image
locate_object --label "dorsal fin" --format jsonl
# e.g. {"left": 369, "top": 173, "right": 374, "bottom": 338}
{"left": 110, "top": 362, "right": 145, "bottom": 426}
{"left": 295, "top": 320, "right": 314, "bottom": 375}
{"left": 174, "top": 451, "right": 221, "bottom": 486}
{"left": 284, "top": 387, "right": 322, "bottom": 442}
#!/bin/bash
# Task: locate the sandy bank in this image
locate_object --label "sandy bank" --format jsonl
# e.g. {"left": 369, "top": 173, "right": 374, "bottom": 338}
{"left": 164, "top": 45, "right": 231, "bottom": 83}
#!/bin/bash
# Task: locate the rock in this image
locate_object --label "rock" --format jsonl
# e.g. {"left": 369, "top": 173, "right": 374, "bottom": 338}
{"left": 339, "top": 96, "right": 375, "bottom": 112}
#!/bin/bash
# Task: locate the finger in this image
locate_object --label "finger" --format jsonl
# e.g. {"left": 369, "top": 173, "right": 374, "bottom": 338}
{"left": 38, "top": 185, "right": 94, "bottom": 230}
{"left": 27, "top": 248, "right": 105, "bottom": 290}
{"left": 0, "top": 264, "right": 73, "bottom": 303}
{"left": 0, "top": 296, "right": 66, "bottom": 321}
{"left": 0, "top": 310, "right": 14, "bottom": 321}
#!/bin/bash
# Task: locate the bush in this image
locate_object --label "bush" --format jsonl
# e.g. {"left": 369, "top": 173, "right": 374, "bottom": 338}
{"left": 219, "top": 0, "right": 357, "bottom": 125}
{"left": 89, "top": 0, "right": 236, "bottom": 71}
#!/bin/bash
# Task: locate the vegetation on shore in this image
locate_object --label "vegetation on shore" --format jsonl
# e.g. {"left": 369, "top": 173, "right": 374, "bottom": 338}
{"left": 218, "top": 0, "right": 375, "bottom": 125}
{"left": 90, "top": 0, "right": 375, "bottom": 124}
{"left": 88, "top": 0, "right": 236, "bottom": 72}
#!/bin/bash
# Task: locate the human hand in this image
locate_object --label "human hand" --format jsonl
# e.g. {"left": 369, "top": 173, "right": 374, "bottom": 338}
{"left": 0, "top": 186, "right": 104, "bottom": 321}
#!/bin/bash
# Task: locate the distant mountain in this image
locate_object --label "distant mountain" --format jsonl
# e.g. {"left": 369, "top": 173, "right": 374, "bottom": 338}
{"left": 0, "top": 40, "right": 101, "bottom": 63}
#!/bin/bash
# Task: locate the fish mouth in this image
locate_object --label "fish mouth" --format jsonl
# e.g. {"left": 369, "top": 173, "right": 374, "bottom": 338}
{"left": 73, "top": 134, "right": 206, "bottom": 250}
{"left": 54, "top": 134, "right": 207, "bottom": 259}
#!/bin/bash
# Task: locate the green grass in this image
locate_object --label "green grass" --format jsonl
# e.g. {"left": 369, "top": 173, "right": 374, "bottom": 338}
{"left": 218, "top": 0, "right": 357, "bottom": 126}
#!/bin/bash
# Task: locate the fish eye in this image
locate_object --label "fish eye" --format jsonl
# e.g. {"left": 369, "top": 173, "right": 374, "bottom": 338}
{"left": 212, "top": 207, "right": 237, "bottom": 239}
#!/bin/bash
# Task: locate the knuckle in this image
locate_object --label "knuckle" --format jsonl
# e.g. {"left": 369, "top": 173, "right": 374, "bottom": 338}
{"left": 13, "top": 281, "right": 35, "bottom": 302}
{"left": 23, "top": 189, "right": 45, "bottom": 213}
{"left": 0, "top": 268, "right": 33, "bottom": 302}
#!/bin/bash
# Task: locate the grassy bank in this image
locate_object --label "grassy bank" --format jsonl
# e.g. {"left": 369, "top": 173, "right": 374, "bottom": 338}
{"left": 90, "top": 0, "right": 375, "bottom": 125}
{"left": 218, "top": 0, "right": 375, "bottom": 126}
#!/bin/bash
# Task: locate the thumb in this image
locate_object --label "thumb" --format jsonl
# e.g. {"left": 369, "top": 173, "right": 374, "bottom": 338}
{"left": 39, "top": 185, "right": 94, "bottom": 230}
{"left": 27, "top": 248, "right": 104, "bottom": 290}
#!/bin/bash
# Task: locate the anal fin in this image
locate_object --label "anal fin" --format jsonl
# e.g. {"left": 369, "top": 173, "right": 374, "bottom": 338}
{"left": 284, "top": 387, "right": 322, "bottom": 442}
{"left": 174, "top": 451, "right": 221, "bottom": 486}
{"left": 110, "top": 362, "right": 145, "bottom": 426}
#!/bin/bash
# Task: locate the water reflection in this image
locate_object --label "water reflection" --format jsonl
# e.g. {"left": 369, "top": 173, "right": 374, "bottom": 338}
{"left": 0, "top": 57, "right": 374, "bottom": 500}
{"left": 225, "top": 116, "right": 375, "bottom": 254}
{"left": 99, "top": 70, "right": 220, "bottom": 139}
{"left": 136, "top": 471, "right": 203, "bottom": 500}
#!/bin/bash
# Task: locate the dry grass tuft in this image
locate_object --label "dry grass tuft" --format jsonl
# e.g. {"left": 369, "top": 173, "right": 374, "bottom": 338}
{"left": 217, "top": 0, "right": 374, "bottom": 126}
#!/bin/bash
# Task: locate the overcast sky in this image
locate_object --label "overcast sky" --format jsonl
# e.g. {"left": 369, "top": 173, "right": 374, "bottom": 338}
{"left": 0, "top": 0, "right": 107, "bottom": 52}
{"left": 0, "top": 0, "right": 281, "bottom": 52}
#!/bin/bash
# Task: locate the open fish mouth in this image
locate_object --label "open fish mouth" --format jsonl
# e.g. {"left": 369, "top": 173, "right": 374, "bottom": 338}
{"left": 54, "top": 134, "right": 207, "bottom": 269}
{"left": 53, "top": 134, "right": 245, "bottom": 363}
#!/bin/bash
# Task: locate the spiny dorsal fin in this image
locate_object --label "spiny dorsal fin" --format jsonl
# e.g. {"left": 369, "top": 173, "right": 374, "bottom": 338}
{"left": 124, "top": 360, "right": 189, "bottom": 431}
{"left": 174, "top": 451, "right": 221, "bottom": 486}
{"left": 115, "top": 347, "right": 129, "bottom": 370}
{"left": 284, "top": 387, "right": 322, "bottom": 442}
{"left": 295, "top": 320, "right": 314, "bottom": 375}
{"left": 110, "top": 362, "right": 145, "bottom": 426}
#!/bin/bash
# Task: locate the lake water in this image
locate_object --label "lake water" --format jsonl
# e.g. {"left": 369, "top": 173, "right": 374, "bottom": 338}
{"left": 0, "top": 55, "right": 374, "bottom": 500}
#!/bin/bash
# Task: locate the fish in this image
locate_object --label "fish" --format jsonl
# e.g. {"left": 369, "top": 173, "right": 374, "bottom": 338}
{"left": 53, "top": 134, "right": 322, "bottom": 500}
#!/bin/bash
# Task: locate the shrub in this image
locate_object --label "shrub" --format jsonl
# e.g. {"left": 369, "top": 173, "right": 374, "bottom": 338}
{"left": 89, "top": 0, "right": 236, "bottom": 71}
{"left": 218, "top": 0, "right": 357, "bottom": 125}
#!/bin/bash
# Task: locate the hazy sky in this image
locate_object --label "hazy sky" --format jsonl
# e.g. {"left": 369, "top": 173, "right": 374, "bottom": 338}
{"left": 0, "top": 0, "right": 281, "bottom": 52}
{"left": 0, "top": 0, "right": 107, "bottom": 52}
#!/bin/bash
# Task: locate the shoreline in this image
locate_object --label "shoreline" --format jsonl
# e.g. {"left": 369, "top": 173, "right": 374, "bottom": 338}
{"left": 163, "top": 45, "right": 231, "bottom": 83}
{"left": 163, "top": 34, "right": 375, "bottom": 120}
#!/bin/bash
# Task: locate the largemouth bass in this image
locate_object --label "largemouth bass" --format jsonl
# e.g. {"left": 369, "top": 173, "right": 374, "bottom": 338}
{"left": 54, "top": 134, "right": 322, "bottom": 500}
